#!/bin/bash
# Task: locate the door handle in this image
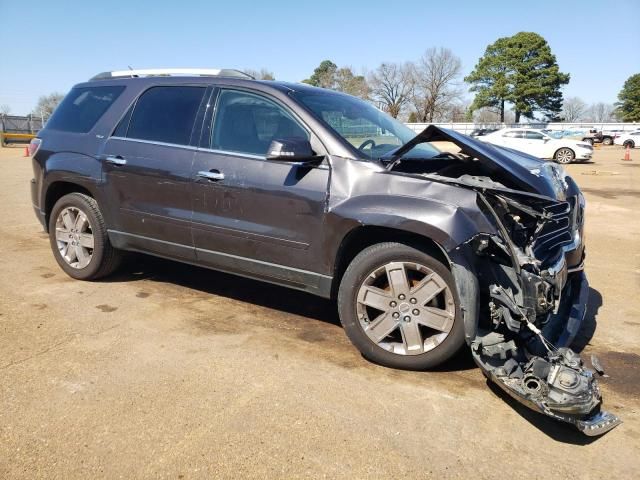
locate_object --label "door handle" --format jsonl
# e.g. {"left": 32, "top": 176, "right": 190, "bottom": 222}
{"left": 104, "top": 155, "right": 127, "bottom": 166}
{"left": 197, "top": 170, "right": 225, "bottom": 181}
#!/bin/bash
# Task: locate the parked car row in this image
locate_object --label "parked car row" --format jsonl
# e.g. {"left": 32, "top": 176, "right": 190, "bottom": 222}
{"left": 477, "top": 128, "right": 593, "bottom": 164}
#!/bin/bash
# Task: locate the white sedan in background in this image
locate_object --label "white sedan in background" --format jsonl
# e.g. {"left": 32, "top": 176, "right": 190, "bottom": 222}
{"left": 480, "top": 128, "right": 594, "bottom": 164}
{"left": 613, "top": 130, "right": 640, "bottom": 148}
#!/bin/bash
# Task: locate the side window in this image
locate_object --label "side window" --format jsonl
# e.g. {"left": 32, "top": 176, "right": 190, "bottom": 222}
{"left": 502, "top": 131, "right": 523, "bottom": 138}
{"left": 126, "top": 86, "right": 206, "bottom": 145}
{"left": 46, "top": 86, "right": 125, "bottom": 133}
{"left": 211, "top": 90, "right": 308, "bottom": 156}
{"left": 525, "top": 131, "right": 544, "bottom": 140}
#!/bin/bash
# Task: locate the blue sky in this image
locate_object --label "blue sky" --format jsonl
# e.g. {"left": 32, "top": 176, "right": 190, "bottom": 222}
{"left": 1, "top": 0, "right": 638, "bottom": 114}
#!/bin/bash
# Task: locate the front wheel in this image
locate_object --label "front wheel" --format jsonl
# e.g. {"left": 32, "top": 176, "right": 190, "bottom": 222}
{"left": 48, "top": 193, "right": 122, "bottom": 280}
{"left": 554, "top": 148, "right": 575, "bottom": 164}
{"left": 337, "top": 242, "right": 465, "bottom": 370}
{"left": 623, "top": 140, "right": 635, "bottom": 149}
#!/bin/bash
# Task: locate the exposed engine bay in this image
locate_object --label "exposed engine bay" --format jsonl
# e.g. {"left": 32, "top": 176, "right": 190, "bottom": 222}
{"left": 384, "top": 128, "right": 622, "bottom": 436}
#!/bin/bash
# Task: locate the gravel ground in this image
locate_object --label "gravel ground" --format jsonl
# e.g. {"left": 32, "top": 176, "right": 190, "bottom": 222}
{"left": 0, "top": 144, "right": 638, "bottom": 479}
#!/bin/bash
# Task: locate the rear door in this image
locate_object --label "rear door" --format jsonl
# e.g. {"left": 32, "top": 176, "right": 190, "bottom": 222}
{"left": 100, "top": 85, "right": 207, "bottom": 260}
{"left": 499, "top": 130, "right": 525, "bottom": 149}
{"left": 190, "top": 88, "right": 331, "bottom": 293}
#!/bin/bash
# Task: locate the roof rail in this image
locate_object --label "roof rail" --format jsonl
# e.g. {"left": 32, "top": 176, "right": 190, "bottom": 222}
{"left": 90, "top": 68, "right": 254, "bottom": 81}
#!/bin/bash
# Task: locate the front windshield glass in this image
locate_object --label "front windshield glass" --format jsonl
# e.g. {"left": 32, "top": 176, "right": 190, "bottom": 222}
{"left": 292, "top": 89, "right": 439, "bottom": 160}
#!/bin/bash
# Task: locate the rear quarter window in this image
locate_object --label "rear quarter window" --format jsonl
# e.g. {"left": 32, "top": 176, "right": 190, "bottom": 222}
{"left": 45, "top": 86, "right": 125, "bottom": 133}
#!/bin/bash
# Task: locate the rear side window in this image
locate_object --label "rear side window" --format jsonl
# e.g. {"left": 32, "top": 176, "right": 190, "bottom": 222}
{"left": 46, "top": 86, "right": 125, "bottom": 133}
{"left": 502, "top": 131, "right": 523, "bottom": 138}
{"left": 126, "top": 86, "right": 206, "bottom": 145}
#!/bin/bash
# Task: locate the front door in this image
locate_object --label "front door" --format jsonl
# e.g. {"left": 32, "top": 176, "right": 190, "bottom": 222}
{"left": 191, "top": 88, "right": 331, "bottom": 294}
{"left": 101, "top": 85, "right": 207, "bottom": 259}
{"left": 523, "top": 130, "right": 551, "bottom": 158}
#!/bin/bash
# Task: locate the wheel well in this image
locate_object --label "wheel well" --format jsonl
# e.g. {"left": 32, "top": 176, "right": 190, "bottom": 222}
{"left": 44, "top": 182, "right": 93, "bottom": 229}
{"left": 331, "top": 226, "right": 451, "bottom": 298}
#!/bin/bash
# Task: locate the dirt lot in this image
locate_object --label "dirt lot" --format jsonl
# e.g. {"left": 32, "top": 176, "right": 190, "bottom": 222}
{"left": 1, "top": 144, "right": 639, "bottom": 479}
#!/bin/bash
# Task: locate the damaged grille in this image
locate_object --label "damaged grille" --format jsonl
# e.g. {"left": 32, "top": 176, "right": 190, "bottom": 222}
{"left": 532, "top": 199, "right": 574, "bottom": 260}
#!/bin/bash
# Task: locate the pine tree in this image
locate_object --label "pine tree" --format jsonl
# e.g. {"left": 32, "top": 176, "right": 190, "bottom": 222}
{"left": 615, "top": 74, "right": 640, "bottom": 122}
{"left": 466, "top": 32, "right": 569, "bottom": 122}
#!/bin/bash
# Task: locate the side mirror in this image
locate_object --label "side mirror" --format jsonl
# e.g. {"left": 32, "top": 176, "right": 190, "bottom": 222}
{"left": 266, "top": 138, "right": 322, "bottom": 165}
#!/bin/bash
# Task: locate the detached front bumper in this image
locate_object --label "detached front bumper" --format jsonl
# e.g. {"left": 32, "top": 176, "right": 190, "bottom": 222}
{"left": 471, "top": 270, "right": 621, "bottom": 436}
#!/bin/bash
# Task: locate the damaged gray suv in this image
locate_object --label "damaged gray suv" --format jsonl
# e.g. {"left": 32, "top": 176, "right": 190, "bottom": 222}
{"left": 30, "top": 69, "right": 620, "bottom": 435}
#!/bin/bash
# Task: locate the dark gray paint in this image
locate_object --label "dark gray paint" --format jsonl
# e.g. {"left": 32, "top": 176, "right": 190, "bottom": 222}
{"left": 30, "top": 75, "right": 619, "bottom": 435}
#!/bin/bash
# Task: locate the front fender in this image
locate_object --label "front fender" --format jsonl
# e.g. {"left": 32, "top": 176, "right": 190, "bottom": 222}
{"left": 323, "top": 192, "right": 494, "bottom": 343}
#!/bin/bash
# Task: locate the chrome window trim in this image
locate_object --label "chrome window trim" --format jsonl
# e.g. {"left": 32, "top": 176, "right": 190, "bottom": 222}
{"left": 107, "top": 136, "right": 329, "bottom": 167}
{"left": 109, "top": 136, "right": 199, "bottom": 151}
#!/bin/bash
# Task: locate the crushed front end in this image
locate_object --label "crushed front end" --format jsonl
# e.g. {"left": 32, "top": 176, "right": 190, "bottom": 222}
{"left": 451, "top": 184, "right": 621, "bottom": 436}
{"left": 384, "top": 126, "right": 621, "bottom": 435}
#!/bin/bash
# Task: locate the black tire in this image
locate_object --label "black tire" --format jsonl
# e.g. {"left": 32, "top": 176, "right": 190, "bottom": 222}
{"left": 602, "top": 137, "right": 613, "bottom": 146}
{"left": 582, "top": 138, "right": 594, "bottom": 146}
{"left": 623, "top": 140, "right": 635, "bottom": 149}
{"left": 337, "top": 242, "right": 465, "bottom": 370}
{"left": 48, "top": 193, "right": 122, "bottom": 280}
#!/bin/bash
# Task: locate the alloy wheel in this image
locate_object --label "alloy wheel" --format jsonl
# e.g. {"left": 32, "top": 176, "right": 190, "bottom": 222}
{"left": 54, "top": 206, "right": 95, "bottom": 269}
{"left": 356, "top": 261, "right": 455, "bottom": 355}
{"left": 555, "top": 148, "right": 574, "bottom": 164}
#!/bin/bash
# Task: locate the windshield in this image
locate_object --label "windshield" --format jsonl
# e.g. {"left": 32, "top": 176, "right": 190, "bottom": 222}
{"left": 292, "top": 89, "right": 439, "bottom": 160}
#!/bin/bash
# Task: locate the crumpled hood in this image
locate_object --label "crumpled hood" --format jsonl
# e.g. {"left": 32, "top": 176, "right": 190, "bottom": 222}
{"left": 390, "top": 126, "right": 569, "bottom": 200}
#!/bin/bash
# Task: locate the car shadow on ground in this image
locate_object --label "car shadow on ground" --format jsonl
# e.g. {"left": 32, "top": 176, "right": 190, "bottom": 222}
{"left": 572, "top": 287, "right": 602, "bottom": 353}
{"left": 106, "top": 253, "right": 479, "bottom": 371}
{"left": 107, "top": 253, "right": 605, "bottom": 438}
{"left": 484, "top": 381, "right": 600, "bottom": 445}
{"left": 107, "top": 253, "right": 340, "bottom": 326}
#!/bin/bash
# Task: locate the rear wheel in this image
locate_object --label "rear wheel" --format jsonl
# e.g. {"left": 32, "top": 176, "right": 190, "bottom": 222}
{"left": 337, "top": 242, "right": 464, "bottom": 370}
{"left": 554, "top": 148, "right": 575, "bottom": 164}
{"left": 48, "top": 193, "right": 122, "bottom": 280}
{"left": 602, "top": 137, "right": 613, "bottom": 146}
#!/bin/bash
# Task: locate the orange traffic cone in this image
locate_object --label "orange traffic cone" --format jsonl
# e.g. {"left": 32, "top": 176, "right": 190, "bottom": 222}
{"left": 623, "top": 145, "right": 631, "bottom": 161}
{"left": 23, "top": 146, "right": 29, "bottom": 157}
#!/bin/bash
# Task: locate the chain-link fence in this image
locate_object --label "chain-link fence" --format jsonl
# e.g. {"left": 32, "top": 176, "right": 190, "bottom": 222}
{"left": 0, "top": 114, "right": 44, "bottom": 134}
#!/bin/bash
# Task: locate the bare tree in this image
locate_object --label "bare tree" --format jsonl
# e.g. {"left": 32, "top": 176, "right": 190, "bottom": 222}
{"left": 588, "top": 102, "right": 616, "bottom": 123}
{"left": 0, "top": 104, "right": 11, "bottom": 115}
{"left": 368, "top": 62, "right": 413, "bottom": 118}
{"left": 473, "top": 107, "right": 514, "bottom": 124}
{"left": 244, "top": 68, "right": 275, "bottom": 80}
{"left": 410, "top": 48, "right": 462, "bottom": 122}
{"left": 561, "top": 96, "right": 587, "bottom": 122}
{"left": 442, "top": 100, "right": 471, "bottom": 122}
{"left": 32, "top": 92, "right": 65, "bottom": 118}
